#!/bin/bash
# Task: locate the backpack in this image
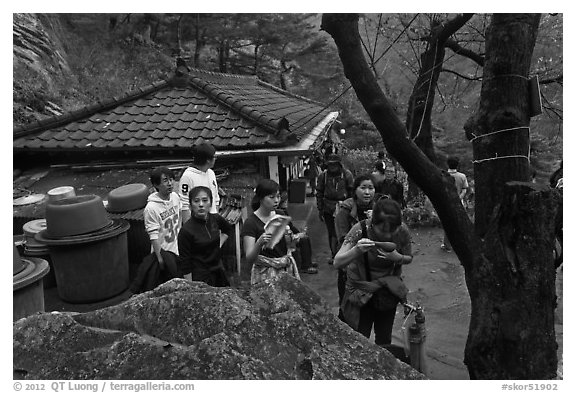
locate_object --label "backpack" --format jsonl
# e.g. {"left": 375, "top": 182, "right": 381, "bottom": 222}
{"left": 320, "top": 169, "right": 354, "bottom": 213}
{"left": 380, "top": 178, "right": 406, "bottom": 208}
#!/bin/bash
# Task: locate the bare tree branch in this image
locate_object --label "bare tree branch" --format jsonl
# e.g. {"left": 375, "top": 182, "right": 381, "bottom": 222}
{"left": 436, "top": 84, "right": 448, "bottom": 112}
{"left": 540, "top": 90, "right": 563, "bottom": 120}
{"left": 445, "top": 38, "right": 485, "bottom": 66}
{"left": 372, "top": 14, "right": 384, "bottom": 60}
{"left": 442, "top": 68, "right": 483, "bottom": 81}
{"left": 539, "top": 74, "right": 563, "bottom": 85}
{"left": 437, "top": 13, "right": 475, "bottom": 41}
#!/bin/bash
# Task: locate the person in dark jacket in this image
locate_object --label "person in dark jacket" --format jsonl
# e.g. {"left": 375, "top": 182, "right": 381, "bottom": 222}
{"left": 279, "top": 191, "right": 318, "bottom": 274}
{"left": 372, "top": 161, "right": 406, "bottom": 208}
{"left": 130, "top": 249, "right": 180, "bottom": 294}
{"left": 177, "top": 186, "right": 234, "bottom": 287}
{"left": 334, "top": 174, "right": 381, "bottom": 316}
{"left": 316, "top": 154, "right": 354, "bottom": 263}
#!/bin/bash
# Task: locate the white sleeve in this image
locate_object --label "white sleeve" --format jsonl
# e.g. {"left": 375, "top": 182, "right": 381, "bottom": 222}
{"left": 143, "top": 205, "right": 160, "bottom": 241}
{"left": 212, "top": 171, "right": 220, "bottom": 207}
{"left": 178, "top": 172, "right": 192, "bottom": 211}
{"left": 174, "top": 192, "right": 183, "bottom": 211}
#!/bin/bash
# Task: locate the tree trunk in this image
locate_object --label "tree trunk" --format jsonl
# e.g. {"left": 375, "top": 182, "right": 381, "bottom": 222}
{"left": 463, "top": 14, "right": 558, "bottom": 379}
{"left": 322, "top": 13, "right": 560, "bottom": 379}
{"left": 406, "top": 30, "right": 442, "bottom": 165}
{"left": 280, "top": 59, "right": 289, "bottom": 90}
{"left": 193, "top": 14, "right": 201, "bottom": 67}
{"left": 254, "top": 44, "right": 260, "bottom": 75}
{"left": 193, "top": 17, "right": 208, "bottom": 68}
{"left": 218, "top": 40, "right": 229, "bottom": 73}
{"left": 405, "top": 15, "right": 473, "bottom": 199}
{"left": 465, "top": 182, "right": 559, "bottom": 379}
{"left": 175, "top": 14, "right": 183, "bottom": 58}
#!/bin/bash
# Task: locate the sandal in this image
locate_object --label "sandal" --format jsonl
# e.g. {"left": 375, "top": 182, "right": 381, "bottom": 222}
{"left": 301, "top": 267, "right": 319, "bottom": 274}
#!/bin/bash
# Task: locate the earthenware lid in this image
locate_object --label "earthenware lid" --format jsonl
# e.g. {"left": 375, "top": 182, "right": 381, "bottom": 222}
{"left": 13, "top": 194, "right": 46, "bottom": 206}
{"left": 22, "top": 219, "right": 47, "bottom": 236}
{"left": 45, "top": 194, "right": 111, "bottom": 238}
{"left": 47, "top": 186, "right": 76, "bottom": 202}
{"left": 106, "top": 183, "right": 149, "bottom": 213}
{"left": 13, "top": 257, "right": 50, "bottom": 291}
{"left": 36, "top": 219, "right": 130, "bottom": 246}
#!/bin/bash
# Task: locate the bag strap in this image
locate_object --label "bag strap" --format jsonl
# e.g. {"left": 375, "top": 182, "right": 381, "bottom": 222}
{"left": 360, "top": 220, "right": 372, "bottom": 281}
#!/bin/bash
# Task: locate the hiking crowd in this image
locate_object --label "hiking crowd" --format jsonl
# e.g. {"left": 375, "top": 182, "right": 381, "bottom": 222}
{"left": 131, "top": 142, "right": 562, "bottom": 348}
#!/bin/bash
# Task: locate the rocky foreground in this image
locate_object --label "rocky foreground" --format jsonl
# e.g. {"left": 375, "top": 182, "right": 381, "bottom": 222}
{"left": 14, "top": 276, "right": 424, "bottom": 380}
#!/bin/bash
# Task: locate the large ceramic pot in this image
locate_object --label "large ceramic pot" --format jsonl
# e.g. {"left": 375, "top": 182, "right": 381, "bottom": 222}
{"left": 45, "top": 195, "right": 111, "bottom": 238}
{"left": 106, "top": 183, "right": 150, "bottom": 213}
{"left": 14, "top": 243, "right": 25, "bottom": 276}
{"left": 38, "top": 220, "right": 131, "bottom": 303}
{"left": 13, "top": 244, "right": 50, "bottom": 321}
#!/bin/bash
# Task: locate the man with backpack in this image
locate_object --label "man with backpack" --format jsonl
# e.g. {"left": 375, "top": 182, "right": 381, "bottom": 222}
{"left": 316, "top": 154, "right": 354, "bottom": 264}
{"left": 441, "top": 156, "right": 469, "bottom": 252}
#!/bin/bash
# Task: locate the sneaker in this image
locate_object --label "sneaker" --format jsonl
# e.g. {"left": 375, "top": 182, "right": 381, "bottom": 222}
{"left": 440, "top": 243, "right": 452, "bottom": 252}
{"left": 301, "top": 267, "right": 319, "bottom": 274}
{"left": 311, "top": 262, "right": 319, "bottom": 268}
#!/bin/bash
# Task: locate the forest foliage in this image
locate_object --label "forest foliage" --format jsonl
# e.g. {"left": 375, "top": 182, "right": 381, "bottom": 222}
{"left": 13, "top": 13, "right": 562, "bottom": 178}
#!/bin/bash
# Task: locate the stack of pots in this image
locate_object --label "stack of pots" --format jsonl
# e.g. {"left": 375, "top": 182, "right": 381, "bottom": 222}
{"left": 22, "top": 219, "right": 49, "bottom": 256}
{"left": 35, "top": 194, "right": 130, "bottom": 303}
{"left": 22, "top": 219, "right": 56, "bottom": 288}
{"left": 13, "top": 244, "right": 50, "bottom": 321}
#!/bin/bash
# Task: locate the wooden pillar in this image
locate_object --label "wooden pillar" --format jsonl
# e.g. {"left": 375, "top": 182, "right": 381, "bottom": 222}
{"left": 268, "top": 156, "right": 279, "bottom": 183}
{"left": 235, "top": 222, "right": 241, "bottom": 274}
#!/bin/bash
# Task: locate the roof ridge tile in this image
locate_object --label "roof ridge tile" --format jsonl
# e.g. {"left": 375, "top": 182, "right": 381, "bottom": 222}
{"left": 257, "top": 79, "right": 327, "bottom": 107}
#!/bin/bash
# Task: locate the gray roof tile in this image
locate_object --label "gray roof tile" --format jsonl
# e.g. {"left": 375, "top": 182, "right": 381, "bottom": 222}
{"left": 14, "top": 68, "right": 332, "bottom": 153}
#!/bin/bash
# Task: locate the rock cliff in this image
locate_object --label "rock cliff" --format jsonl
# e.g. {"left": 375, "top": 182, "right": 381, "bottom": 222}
{"left": 14, "top": 276, "right": 424, "bottom": 380}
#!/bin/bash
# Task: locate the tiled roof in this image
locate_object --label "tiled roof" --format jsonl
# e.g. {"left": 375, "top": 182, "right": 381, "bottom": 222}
{"left": 13, "top": 68, "right": 332, "bottom": 153}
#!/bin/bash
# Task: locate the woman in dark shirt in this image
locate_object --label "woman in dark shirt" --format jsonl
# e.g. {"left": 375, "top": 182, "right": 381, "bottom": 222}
{"left": 241, "top": 179, "right": 301, "bottom": 285}
{"left": 177, "top": 186, "right": 234, "bottom": 287}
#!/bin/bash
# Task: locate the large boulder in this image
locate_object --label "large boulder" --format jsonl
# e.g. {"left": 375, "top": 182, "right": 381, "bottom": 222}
{"left": 13, "top": 276, "right": 425, "bottom": 380}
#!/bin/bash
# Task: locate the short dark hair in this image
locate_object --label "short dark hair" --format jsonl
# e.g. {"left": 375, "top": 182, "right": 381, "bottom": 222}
{"left": 189, "top": 186, "right": 213, "bottom": 206}
{"left": 149, "top": 167, "right": 174, "bottom": 187}
{"left": 372, "top": 198, "right": 402, "bottom": 228}
{"left": 373, "top": 161, "right": 386, "bottom": 174}
{"left": 447, "top": 156, "right": 460, "bottom": 170}
{"left": 251, "top": 179, "right": 280, "bottom": 210}
{"left": 192, "top": 143, "right": 216, "bottom": 165}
